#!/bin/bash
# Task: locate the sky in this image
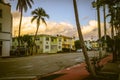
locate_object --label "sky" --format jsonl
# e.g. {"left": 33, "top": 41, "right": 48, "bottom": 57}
{"left": 5, "top": 0, "right": 111, "bottom": 40}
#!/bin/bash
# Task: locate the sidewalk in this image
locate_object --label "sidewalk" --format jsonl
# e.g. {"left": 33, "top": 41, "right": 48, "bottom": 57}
{"left": 39, "top": 54, "right": 112, "bottom": 80}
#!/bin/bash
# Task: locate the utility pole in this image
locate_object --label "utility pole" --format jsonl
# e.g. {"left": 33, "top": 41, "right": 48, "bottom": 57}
{"left": 73, "top": 0, "right": 96, "bottom": 76}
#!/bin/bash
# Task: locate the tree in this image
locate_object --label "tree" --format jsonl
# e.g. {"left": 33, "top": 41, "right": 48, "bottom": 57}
{"left": 22, "top": 35, "right": 33, "bottom": 55}
{"left": 100, "top": 35, "right": 112, "bottom": 52}
{"left": 96, "top": 0, "right": 120, "bottom": 61}
{"left": 73, "top": 0, "right": 96, "bottom": 76}
{"left": 22, "top": 35, "right": 33, "bottom": 47}
{"left": 92, "top": 0, "right": 102, "bottom": 59}
{"left": 16, "top": 0, "right": 34, "bottom": 49}
{"left": 75, "top": 40, "right": 82, "bottom": 50}
{"left": 31, "top": 7, "right": 49, "bottom": 44}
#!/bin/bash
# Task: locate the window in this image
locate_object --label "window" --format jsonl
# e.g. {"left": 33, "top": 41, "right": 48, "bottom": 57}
{"left": 51, "top": 38, "right": 54, "bottom": 42}
{"left": 0, "top": 23, "right": 2, "bottom": 32}
{"left": 46, "top": 37, "right": 49, "bottom": 41}
{"left": 64, "top": 39, "right": 66, "bottom": 41}
{"left": 45, "top": 45, "right": 49, "bottom": 49}
{"left": 59, "top": 43, "right": 61, "bottom": 45}
{"left": 46, "top": 42, "right": 48, "bottom": 44}
{"left": 35, "top": 38, "right": 39, "bottom": 41}
{"left": 59, "top": 39, "right": 61, "bottom": 42}
{"left": 59, "top": 46, "right": 61, "bottom": 49}
{"left": 0, "top": 9, "right": 2, "bottom": 18}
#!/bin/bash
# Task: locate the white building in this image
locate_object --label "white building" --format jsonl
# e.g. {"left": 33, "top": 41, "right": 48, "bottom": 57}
{"left": 0, "top": 0, "right": 12, "bottom": 57}
{"left": 35, "top": 34, "right": 59, "bottom": 53}
{"left": 84, "top": 40, "right": 92, "bottom": 50}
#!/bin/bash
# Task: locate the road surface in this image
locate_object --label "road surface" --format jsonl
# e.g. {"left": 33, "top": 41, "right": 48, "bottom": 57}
{"left": 0, "top": 51, "right": 98, "bottom": 79}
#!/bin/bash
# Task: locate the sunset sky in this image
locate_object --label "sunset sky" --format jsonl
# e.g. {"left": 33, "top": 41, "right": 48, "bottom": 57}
{"left": 5, "top": 0, "right": 111, "bottom": 40}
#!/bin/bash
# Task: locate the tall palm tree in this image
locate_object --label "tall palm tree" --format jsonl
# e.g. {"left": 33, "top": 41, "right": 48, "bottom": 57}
{"left": 92, "top": 0, "right": 102, "bottom": 59}
{"left": 103, "top": 2, "right": 107, "bottom": 55}
{"left": 16, "top": 0, "right": 34, "bottom": 48}
{"left": 73, "top": 0, "right": 96, "bottom": 76}
{"left": 31, "top": 7, "right": 49, "bottom": 45}
{"left": 94, "top": 0, "right": 120, "bottom": 61}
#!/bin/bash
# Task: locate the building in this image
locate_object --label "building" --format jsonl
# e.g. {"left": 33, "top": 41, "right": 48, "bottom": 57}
{"left": 84, "top": 40, "right": 92, "bottom": 50}
{"left": 12, "top": 34, "right": 75, "bottom": 54}
{"left": 35, "top": 34, "right": 58, "bottom": 53}
{"left": 91, "top": 41, "right": 99, "bottom": 50}
{"left": 35, "top": 34, "right": 75, "bottom": 53}
{"left": 0, "top": 0, "right": 12, "bottom": 57}
{"left": 58, "top": 35, "right": 75, "bottom": 51}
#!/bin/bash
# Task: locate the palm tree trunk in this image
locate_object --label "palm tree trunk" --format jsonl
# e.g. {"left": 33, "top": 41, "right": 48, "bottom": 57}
{"left": 111, "top": 20, "right": 116, "bottom": 62}
{"left": 73, "top": 0, "right": 96, "bottom": 76}
{"left": 97, "top": 0, "right": 102, "bottom": 59}
{"left": 111, "top": 22, "right": 114, "bottom": 39}
{"left": 34, "top": 23, "right": 39, "bottom": 42}
{"left": 103, "top": 4, "right": 107, "bottom": 55}
{"left": 33, "top": 23, "right": 39, "bottom": 54}
{"left": 18, "top": 9, "right": 23, "bottom": 55}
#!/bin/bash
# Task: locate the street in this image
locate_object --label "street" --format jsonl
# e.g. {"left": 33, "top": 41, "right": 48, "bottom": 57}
{"left": 0, "top": 51, "right": 98, "bottom": 79}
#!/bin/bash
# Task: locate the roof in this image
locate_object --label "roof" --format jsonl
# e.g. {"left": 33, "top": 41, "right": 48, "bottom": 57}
{"left": 37, "top": 34, "right": 57, "bottom": 38}
{"left": 57, "top": 35, "right": 74, "bottom": 39}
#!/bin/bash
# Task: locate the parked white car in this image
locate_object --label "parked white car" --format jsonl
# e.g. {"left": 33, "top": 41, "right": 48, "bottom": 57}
{"left": 76, "top": 49, "right": 82, "bottom": 52}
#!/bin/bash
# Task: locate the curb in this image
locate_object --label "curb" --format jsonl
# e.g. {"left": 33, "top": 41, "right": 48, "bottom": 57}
{"left": 0, "top": 76, "right": 38, "bottom": 80}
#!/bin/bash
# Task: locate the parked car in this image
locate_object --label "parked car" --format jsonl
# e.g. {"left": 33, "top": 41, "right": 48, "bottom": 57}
{"left": 76, "top": 49, "right": 82, "bottom": 52}
{"left": 10, "top": 46, "right": 27, "bottom": 56}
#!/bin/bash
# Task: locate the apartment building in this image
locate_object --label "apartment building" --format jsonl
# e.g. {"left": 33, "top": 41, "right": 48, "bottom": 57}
{"left": 12, "top": 34, "right": 75, "bottom": 54}
{"left": 35, "top": 34, "right": 62, "bottom": 53}
{"left": 59, "top": 35, "right": 75, "bottom": 51}
{"left": 0, "top": 0, "right": 12, "bottom": 57}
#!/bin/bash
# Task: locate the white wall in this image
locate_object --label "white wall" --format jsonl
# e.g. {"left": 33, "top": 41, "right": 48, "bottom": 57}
{"left": 2, "top": 41, "right": 10, "bottom": 56}
{"left": 0, "top": 3, "right": 12, "bottom": 57}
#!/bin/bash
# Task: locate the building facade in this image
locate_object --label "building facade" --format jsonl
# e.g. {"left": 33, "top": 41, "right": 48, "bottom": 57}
{"left": 35, "top": 34, "right": 61, "bottom": 53}
{"left": 35, "top": 34, "right": 75, "bottom": 53}
{"left": 12, "top": 34, "right": 75, "bottom": 54}
{"left": 91, "top": 41, "right": 99, "bottom": 50}
{"left": 58, "top": 35, "right": 75, "bottom": 51}
{"left": 0, "top": 1, "right": 12, "bottom": 57}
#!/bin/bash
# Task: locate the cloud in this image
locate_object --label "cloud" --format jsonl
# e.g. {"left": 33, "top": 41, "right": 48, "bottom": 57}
{"left": 80, "top": 20, "right": 111, "bottom": 40}
{"left": 12, "top": 11, "right": 111, "bottom": 40}
{"left": 12, "top": 11, "right": 20, "bottom": 18}
{"left": 12, "top": 12, "right": 76, "bottom": 37}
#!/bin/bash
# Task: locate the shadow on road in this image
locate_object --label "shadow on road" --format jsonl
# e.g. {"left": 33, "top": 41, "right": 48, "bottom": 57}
{"left": 39, "top": 73, "right": 66, "bottom": 80}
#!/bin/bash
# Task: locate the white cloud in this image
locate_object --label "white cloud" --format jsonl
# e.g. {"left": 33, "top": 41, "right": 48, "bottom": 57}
{"left": 12, "top": 12, "right": 111, "bottom": 40}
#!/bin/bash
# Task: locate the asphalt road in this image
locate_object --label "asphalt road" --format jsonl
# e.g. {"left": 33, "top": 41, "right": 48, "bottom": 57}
{"left": 0, "top": 51, "right": 99, "bottom": 79}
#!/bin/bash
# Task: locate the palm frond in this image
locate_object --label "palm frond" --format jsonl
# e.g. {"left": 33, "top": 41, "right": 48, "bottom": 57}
{"left": 41, "top": 18, "right": 47, "bottom": 25}
{"left": 31, "top": 16, "right": 37, "bottom": 23}
{"left": 16, "top": 0, "right": 34, "bottom": 12}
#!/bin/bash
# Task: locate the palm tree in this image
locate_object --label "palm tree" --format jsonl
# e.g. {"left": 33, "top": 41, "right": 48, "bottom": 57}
{"left": 31, "top": 8, "right": 49, "bottom": 53}
{"left": 92, "top": 0, "right": 102, "bottom": 59}
{"left": 73, "top": 0, "right": 96, "bottom": 76}
{"left": 103, "top": 3, "right": 107, "bottom": 53}
{"left": 16, "top": 0, "right": 34, "bottom": 49}
{"left": 97, "top": 0, "right": 120, "bottom": 61}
